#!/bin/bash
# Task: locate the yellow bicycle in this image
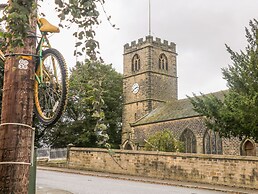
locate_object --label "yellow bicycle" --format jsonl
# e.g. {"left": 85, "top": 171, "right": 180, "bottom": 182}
{"left": 0, "top": 5, "right": 69, "bottom": 126}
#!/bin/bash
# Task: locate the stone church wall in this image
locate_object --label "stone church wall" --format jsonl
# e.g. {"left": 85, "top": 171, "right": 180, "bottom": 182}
{"left": 68, "top": 147, "right": 258, "bottom": 190}
{"left": 150, "top": 73, "right": 178, "bottom": 101}
{"left": 133, "top": 116, "right": 241, "bottom": 155}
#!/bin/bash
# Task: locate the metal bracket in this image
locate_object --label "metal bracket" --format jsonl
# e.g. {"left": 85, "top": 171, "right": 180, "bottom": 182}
{"left": 0, "top": 123, "right": 35, "bottom": 166}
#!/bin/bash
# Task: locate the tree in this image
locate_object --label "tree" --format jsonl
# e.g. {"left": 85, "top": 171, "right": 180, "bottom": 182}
{"left": 0, "top": 1, "right": 111, "bottom": 193}
{"left": 1, "top": 1, "right": 119, "bottom": 148}
{"left": 0, "top": 1, "right": 110, "bottom": 60}
{"left": 144, "top": 129, "right": 184, "bottom": 152}
{"left": 39, "top": 61, "right": 123, "bottom": 148}
{"left": 190, "top": 19, "right": 258, "bottom": 142}
{"left": 0, "top": 1, "right": 113, "bottom": 145}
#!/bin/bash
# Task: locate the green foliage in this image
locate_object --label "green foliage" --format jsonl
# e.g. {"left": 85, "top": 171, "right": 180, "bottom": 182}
{"left": 144, "top": 129, "right": 184, "bottom": 152}
{"left": 54, "top": 0, "right": 104, "bottom": 60}
{"left": 0, "top": 1, "right": 36, "bottom": 50}
{"left": 0, "top": 1, "right": 118, "bottom": 147}
{"left": 190, "top": 19, "right": 258, "bottom": 141}
{"left": 38, "top": 61, "right": 123, "bottom": 148}
{"left": 0, "top": 0, "right": 104, "bottom": 60}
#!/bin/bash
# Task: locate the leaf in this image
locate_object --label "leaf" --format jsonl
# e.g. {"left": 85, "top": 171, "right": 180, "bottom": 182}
{"left": 75, "top": 42, "right": 82, "bottom": 47}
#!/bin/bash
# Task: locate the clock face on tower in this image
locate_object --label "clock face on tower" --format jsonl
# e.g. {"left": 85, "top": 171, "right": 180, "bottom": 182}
{"left": 132, "top": 83, "right": 140, "bottom": 94}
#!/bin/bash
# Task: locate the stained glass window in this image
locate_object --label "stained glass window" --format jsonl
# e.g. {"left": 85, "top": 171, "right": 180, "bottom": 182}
{"left": 204, "top": 132, "right": 211, "bottom": 154}
{"left": 203, "top": 130, "right": 222, "bottom": 154}
{"left": 180, "top": 129, "right": 197, "bottom": 153}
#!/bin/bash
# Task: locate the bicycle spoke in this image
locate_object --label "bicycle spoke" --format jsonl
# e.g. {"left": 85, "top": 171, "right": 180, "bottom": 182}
{"left": 49, "top": 87, "right": 62, "bottom": 98}
{"left": 34, "top": 48, "right": 68, "bottom": 125}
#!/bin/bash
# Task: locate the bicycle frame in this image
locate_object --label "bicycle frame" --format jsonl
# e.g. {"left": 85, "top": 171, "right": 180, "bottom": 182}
{"left": 35, "top": 19, "right": 52, "bottom": 85}
{"left": 1, "top": 10, "right": 68, "bottom": 126}
{"left": 0, "top": 18, "right": 58, "bottom": 86}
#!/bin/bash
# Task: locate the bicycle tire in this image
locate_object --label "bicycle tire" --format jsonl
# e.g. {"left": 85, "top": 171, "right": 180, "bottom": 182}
{"left": 34, "top": 48, "right": 68, "bottom": 126}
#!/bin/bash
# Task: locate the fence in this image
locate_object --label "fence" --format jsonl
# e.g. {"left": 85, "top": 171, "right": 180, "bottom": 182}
{"left": 37, "top": 147, "right": 67, "bottom": 161}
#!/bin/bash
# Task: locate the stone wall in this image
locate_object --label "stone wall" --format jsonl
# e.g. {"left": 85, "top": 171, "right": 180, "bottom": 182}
{"left": 68, "top": 148, "right": 258, "bottom": 190}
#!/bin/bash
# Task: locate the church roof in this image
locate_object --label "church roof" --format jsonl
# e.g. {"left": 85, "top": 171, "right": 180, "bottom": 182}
{"left": 132, "top": 90, "right": 227, "bottom": 126}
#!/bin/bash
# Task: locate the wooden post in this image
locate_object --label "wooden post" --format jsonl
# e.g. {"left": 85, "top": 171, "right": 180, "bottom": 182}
{"left": 0, "top": 1, "right": 37, "bottom": 193}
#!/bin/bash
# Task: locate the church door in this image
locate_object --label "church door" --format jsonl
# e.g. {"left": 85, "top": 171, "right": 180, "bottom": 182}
{"left": 242, "top": 139, "right": 256, "bottom": 156}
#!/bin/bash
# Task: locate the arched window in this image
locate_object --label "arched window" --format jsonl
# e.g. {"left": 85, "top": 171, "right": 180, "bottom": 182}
{"left": 180, "top": 128, "right": 197, "bottom": 153}
{"left": 241, "top": 139, "right": 256, "bottom": 156}
{"left": 203, "top": 130, "right": 222, "bottom": 154}
{"left": 159, "top": 54, "right": 168, "bottom": 70}
{"left": 132, "top": 54, "right": 140, "bottom": 72}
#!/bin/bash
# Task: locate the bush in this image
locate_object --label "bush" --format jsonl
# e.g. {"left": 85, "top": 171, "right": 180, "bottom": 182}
{"left": 144, "top": 129, "right": 184, "bottom": 152}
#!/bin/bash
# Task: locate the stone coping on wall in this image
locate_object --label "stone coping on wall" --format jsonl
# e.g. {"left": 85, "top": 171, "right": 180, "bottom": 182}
{"left": 69, "top": 147, "right": 258, "bottom": 162}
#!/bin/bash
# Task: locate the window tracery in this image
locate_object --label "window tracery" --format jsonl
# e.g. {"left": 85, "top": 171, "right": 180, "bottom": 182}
{"left": 203, "top": 130, "right": 222, "bottom": 154}
{"left": 180, "top": 128, "right": 197, "bottom": 153}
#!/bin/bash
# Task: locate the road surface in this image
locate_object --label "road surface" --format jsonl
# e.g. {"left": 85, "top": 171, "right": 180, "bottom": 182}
{"left": 37, "top": 169, "right": 224, "bottom": 194}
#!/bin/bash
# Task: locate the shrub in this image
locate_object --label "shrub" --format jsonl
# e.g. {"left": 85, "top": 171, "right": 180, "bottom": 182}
{"left": 144, "top": 129, "right": 184, "bottom": 152}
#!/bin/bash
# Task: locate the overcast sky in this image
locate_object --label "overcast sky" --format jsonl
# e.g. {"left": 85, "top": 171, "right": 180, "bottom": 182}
{"left": 38, "top": 1, "right": 258, "bottom": 98}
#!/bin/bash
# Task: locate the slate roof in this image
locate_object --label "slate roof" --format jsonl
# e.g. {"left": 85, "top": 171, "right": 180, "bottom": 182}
{"left": 132, "top": 90, "right": 228, "bottom": 126}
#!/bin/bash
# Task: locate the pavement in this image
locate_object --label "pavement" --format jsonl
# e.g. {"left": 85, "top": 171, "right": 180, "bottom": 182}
{"left": 36, "top": 166, "right": 257, "bottom": 194}
{"left": 37, "top": 186, "right": 72, "bottom": 194}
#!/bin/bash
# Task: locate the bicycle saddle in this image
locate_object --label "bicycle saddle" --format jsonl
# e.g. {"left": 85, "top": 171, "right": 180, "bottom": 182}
{"left": 39, "top": 18, "right": 60, "bottom": 33}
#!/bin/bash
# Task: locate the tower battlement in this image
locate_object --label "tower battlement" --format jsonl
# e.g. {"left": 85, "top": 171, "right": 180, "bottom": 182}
{"left": 124, "top": 36, "right": 176, "bottom": 53}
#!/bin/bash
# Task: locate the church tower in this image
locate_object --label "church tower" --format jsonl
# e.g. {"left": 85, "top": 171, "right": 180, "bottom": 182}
{"left": 121, "top": 36, "right": 178, "bottom": 149}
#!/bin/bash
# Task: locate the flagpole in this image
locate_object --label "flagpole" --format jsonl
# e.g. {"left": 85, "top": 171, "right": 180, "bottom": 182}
{"left": 148, "top": 0, "right": 151, "bottom": 36}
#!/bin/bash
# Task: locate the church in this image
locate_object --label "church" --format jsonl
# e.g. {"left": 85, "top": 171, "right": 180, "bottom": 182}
{"left": 121, "top": 35, "right": 257, "bottom": 156}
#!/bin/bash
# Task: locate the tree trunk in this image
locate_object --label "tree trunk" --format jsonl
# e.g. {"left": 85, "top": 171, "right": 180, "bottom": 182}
{"left": 0, "top": 2, "right": 36, "bottom": 193}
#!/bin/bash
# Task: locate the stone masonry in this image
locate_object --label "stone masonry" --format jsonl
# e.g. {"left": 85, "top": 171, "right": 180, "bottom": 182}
{"left": 68, "top": 148, "right": 258, "bottom": 190}
{"left": 132, "top": 116, "right": 241, "bottom": 155}
{"left": 122, "top": 36, "right": 178, "bottom": 148}
{"left": 121, "top": 35, "right": 257, "bottom": 156}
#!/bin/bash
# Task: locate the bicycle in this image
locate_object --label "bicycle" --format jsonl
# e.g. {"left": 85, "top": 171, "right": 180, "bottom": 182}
{"left": 0, "top": 4, "right": 69, "bottom": 126}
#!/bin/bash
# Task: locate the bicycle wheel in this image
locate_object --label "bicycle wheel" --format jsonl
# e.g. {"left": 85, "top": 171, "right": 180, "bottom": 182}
{"left": 34, "top": 48, "right": 68, "bottom": 126}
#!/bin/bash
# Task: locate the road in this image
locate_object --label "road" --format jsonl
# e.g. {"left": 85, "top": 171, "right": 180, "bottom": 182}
{"left": 37, "top": 169, "right": 224, "bottom": 194}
